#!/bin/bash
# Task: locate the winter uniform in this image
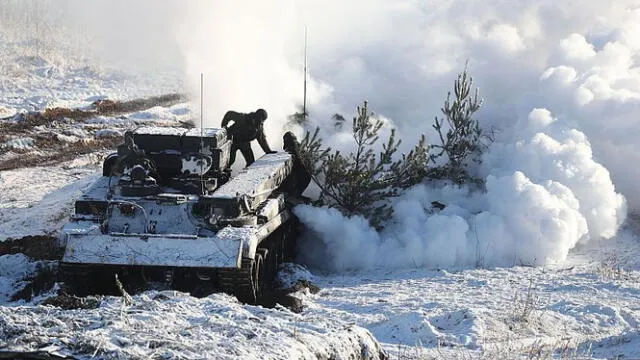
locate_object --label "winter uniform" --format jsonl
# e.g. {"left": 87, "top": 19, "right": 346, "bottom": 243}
{"left": 281, "top": 131, "right": 312, "bottom": 196}
{"left": 221, "top": 109, "right": 275, "bottom": 167}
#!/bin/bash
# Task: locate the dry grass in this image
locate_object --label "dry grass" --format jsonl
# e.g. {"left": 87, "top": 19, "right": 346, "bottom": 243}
{"left": 596, "top": 253, "right": 638, "bottom": 282}
{"left": 504, "top": 277, "right": 546, "bottom": 330}
{"left": 425, "top": 337, "right": 592, "bottom": 360}
{"left": 94, "top": 93, "right": 185, "bottom": 115}
{"left": 1, "top": 93, "right": 185, "bottom": 130}
{"left": 0, "top": 93, "right": 187, "bottom": 170}
{"left": 0, "top": 137, "right": 120, "bottom": 171}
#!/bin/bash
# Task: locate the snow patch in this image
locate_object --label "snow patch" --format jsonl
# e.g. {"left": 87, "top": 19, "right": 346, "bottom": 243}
{"left": 94, "top": 129, "right": 122, "bottom": 138}
{"left": 0, "top": 254, "right": 37, "bottom": 303}
{"left": 1, "top": 137, "right": 35, "bottom": 150}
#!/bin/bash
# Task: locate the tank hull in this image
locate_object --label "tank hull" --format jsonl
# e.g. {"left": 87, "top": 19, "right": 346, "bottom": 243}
{"left": 59, "top": 127, "right": 306, "bottom": 303}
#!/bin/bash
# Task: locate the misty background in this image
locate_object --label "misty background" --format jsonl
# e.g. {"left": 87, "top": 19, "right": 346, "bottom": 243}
{"left": 1, "top": 0, "right": 638, "bottom": 270}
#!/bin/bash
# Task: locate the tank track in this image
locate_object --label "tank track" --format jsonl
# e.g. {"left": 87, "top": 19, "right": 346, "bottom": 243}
{"left": 58, "top": 263, "right": 121, "bottom": 296}
{"left": 216, "top": 219, "right": 298, "bottom": 304}
{"left": 217, "top": 258, "right": 257, "bottom": 303}
{"left": 59, "top": 263, "right": 149, "bottom": 297}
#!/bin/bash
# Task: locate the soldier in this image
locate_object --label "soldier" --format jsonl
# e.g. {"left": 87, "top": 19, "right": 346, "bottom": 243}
{"left": 221, "top": 108, "right": 277, "bottom": 167}
{"left": 281, "top": 131, "right": 311, "bottom": 196}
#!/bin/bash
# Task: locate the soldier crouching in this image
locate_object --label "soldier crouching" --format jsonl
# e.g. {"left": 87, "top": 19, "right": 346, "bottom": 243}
{"left": 221, "top": 108, "right": 276, "bottom": 168}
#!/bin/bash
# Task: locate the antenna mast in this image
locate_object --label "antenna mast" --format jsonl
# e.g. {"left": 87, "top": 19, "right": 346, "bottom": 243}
{"left": 200, "top": 73, "right": 204, "bottom": 137}
{"left": 200, "top": 73, "right": 205, "bottom": 194}
{"left": 303, "top": 27, "right": 308, "bottom": 120}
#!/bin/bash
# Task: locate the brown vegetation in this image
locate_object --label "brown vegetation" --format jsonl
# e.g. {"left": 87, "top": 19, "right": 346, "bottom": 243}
{"left": 0, "top": 137, "right": 120, "bottom": 171}
{"left": 0, "top": 93, "right": 187, "bottom": 170}
{"left": 0, "top": 93, "right": 185, "bottom": 131}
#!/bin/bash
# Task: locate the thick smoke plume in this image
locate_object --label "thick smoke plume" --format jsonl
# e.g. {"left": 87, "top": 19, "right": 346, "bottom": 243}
{"left": 285, "top": 0, "right": 636, "bottom": 270}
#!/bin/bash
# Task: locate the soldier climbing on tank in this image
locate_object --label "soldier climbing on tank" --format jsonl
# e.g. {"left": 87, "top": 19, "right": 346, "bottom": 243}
{"left": 221, "top": 108, "right": 277, "bottom": 168}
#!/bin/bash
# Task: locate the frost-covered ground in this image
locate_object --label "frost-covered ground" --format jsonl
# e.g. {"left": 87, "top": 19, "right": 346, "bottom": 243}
{"left": 301, "top": 229, "right": 640, "bottom": 359}
{"left": 2, "top": 158, "right": 640, "bottom": 359}
{"left": 2, "top": 113, "right": 640, "bottom": 358}
{"left": 0, "top": 159, "right": 101, "bottom": 241}
{"left": 0, "top": 289, "right": 384, "bottom": 359}
{"left": 0, "top": 39, "right": 182, "bottom": 117}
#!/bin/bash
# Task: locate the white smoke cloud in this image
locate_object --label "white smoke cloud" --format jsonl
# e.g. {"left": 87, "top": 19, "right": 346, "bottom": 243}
{"left": 0, "top": 0, "right": 184, "bottom": 91}
{"left": 176, "top": 0, "right": 337, "bottom": 152}
{"left": 296, "top": 107, "right": 626, "bottom": 271}
{"left": 286, "top": 0, "right": 637, "bottom": 270}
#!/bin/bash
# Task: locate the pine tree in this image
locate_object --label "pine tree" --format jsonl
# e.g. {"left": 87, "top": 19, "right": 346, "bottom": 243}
{"left": 297, "top": 66, "right": 486, "bottom": 230}
{"left": 429, "top": 65, "right": 484, "bottom": 184}
{"left": 299, "top": 101, "right": 429, "bottom": 229}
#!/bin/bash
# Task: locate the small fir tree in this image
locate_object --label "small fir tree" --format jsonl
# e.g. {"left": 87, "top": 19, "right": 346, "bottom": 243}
{"left": 299, "top": 101, "right": 429, "bottom": 228}
{"left": 298, "top": 66, "right": 486, "bottom": 230}
{"left": 429, "top": 65, "right": 484, "bottom": 184}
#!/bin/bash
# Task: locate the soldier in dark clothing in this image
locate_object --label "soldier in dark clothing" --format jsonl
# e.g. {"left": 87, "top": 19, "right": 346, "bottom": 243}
{"left": 221, "top": 108, "right": 277, "bottom": 167}
{"left": 281, "top": 131, "right": 312, "bottom": 196}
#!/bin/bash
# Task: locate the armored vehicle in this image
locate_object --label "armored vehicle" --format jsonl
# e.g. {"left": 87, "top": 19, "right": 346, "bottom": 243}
{"left": 59, "top": 126, "right": 308, "bottom": 303}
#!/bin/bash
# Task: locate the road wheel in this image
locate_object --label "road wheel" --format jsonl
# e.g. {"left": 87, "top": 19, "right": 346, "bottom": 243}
{"left": 251, "top": 253, "right": 265, "bottom": 303}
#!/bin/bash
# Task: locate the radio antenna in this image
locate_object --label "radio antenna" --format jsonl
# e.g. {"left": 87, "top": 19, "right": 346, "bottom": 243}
{"left": 303, "top": 26, "right": 308, "bottom": 121}
{"left": 200, "top": 73, "right": 205, "bottom": 194}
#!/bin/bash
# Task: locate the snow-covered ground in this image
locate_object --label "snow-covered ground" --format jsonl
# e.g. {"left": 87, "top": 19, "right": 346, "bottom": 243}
{"left": 0, "top": 158, "right": 101, "bottom": 241}
{"left": 2, "top": 132, "right": 640, "bottom": 359}
{"left": 302, "top": 231, "right": 640, "bottom": 359}
{"left": 0, "top": 39, "right": 182, "bottom": 117}
{"left": 0, "top": 289, "right": 385, "bottom": 359}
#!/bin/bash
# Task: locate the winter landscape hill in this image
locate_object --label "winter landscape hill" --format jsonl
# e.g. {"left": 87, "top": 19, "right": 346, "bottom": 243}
{"left": 2, "top": 1, "right": 640, "bottom": 359}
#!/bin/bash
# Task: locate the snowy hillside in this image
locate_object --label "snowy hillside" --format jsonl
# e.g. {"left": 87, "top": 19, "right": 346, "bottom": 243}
{"left": 2, "top": 0, "right": 640, "bottom": 359}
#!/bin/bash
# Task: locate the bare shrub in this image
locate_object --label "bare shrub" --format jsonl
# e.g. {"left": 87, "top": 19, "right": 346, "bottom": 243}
{"left": 510, "top": 278, "right": 544, "bottom": 325}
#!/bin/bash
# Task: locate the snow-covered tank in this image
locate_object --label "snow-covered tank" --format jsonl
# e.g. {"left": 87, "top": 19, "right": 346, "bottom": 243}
{"left": 58, "top": 126, "right": 307, "bottom": 303}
